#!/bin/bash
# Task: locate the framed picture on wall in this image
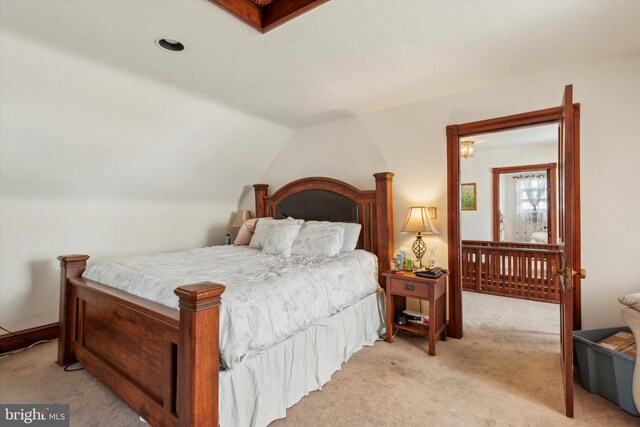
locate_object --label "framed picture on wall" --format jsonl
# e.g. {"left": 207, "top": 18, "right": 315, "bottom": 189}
{"left": 461, "top": 183, "right": 477, "bottom": 211}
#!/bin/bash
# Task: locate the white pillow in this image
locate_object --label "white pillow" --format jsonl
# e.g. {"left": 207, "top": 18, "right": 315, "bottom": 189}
{"left": 249, "top": 218, "right": 304, "bottom": 249}
{"left": 286, "top": 221, "right": 360, "bottom": 252}
{"left": 340, "top": 223, "right": 362, "bottom": 252}
{"left": 619, "top": 293, "right": 640, "bottom": 312}
{"left": 249, "top": 219, "right": 277, "bottom": 249}
{"left": 291, "top": 222, "right": 345, "bottom": 257}
{"left": 262, "top": 221, "right": 302, "bottom": 257}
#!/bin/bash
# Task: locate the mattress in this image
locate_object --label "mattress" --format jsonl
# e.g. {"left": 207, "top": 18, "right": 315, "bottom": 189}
{"left": 82, "top": 245, "right": 379, "bottom": 369}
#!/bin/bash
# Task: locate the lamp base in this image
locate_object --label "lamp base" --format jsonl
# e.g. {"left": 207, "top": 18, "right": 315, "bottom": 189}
{"left": 411, "top": 234, "right": 427, "bottom": 269}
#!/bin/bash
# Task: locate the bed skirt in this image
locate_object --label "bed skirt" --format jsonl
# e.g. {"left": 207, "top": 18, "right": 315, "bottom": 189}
{"left": 218, "top": 289, "right": 385, "bottom": 427}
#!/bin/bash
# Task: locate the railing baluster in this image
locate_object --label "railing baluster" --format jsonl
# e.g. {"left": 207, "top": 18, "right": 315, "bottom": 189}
{"left": 509, "top": 251, "right": 515, "bottom": 296}
{"left": 536, "top": 253, "right": 541, "bottom": 300}
{"left": 525, "top": 254, "right": 535, "bottom": 298}
{"left": 475, "top": 249, "right": 481, "bottom": 292}
{"left": 503, "top": 252, "right": 509, "bottom": 295}
{"left": 544, "top": 254, "right": 549, "bottom": 301}
{"left": 512, "top": 251, "right": 517, "bottom": 296}
{"left": 492, "top": 251, "right": 496, "bottom": 292}
{"left": 532, "top": 254, "right": 536, "bottom": 300}
{"left": 485, "top": 251, "right": 490, "bottom": 293}
{"left": 462, "top": 248, "right": 467, "bottom": 289}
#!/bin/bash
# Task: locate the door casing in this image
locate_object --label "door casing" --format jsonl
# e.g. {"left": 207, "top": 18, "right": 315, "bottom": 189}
{"left": 446, "top": 105, "right": 582, "bottom": 338}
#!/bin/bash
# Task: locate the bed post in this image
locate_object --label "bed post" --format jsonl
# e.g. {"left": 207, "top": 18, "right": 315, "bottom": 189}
{"left": 254, "top": 184, "right": 269, "bottom": 217}
{"left": 374, "top": 172, "right": 394, "bottom": 284}
{"left": 56, "top": 254, "right": 89, "bottom": 367}
{"left": 174, "top": 282, "right": 226, "bottom": 427}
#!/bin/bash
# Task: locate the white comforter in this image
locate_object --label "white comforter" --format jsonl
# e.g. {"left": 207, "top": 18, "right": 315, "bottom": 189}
{"left": 82, "top": 246, "right": 378, "bottom": 369}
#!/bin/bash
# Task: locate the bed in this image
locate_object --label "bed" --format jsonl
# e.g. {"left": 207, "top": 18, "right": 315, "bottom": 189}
{"left": 56, "top": 172, "right": 394, "bottom": 427}
{"left": 530, "top": 231, "right": 548, "bottom": 244}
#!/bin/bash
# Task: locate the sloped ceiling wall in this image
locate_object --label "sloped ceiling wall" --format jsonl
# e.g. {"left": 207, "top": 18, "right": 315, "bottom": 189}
{"left": 3, "top": 1, "right": 638, "bottom": 128}
{"left": 0, "top": 28, "right": 293, "bottom": 332}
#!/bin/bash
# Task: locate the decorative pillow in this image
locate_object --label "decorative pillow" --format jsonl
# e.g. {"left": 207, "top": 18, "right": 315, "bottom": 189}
{"left": 619, "top": 293, "right": 640, "bottom": 312}
{"left": 249, "top": 217, "right": 304, "bottom": 249}
{"left": 234, "top": 218, "right": 262, "bottom": 245}
{"left": 285, "top": 221, "right": 360, "bottom": 252}
{"left": 262, "top": 221, "right": 302, "bottom": 257}
{"left": 291, "top": 221, "right": 345, "bottom": 257}
{"left": 249, "top": 219, "right": 278, "bottom": 248}
{"left": 340, "top": 222, "right": 362, "bottom": 252}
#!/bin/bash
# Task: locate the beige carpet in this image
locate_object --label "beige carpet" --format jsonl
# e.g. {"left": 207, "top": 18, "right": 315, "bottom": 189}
{"left": 1, "top": 292, "right": 637, "bottom": 426}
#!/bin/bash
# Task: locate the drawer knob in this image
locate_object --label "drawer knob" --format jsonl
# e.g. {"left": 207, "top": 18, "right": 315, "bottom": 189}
{"left": 404, "top": 284, "right": 414, "bottom": 291}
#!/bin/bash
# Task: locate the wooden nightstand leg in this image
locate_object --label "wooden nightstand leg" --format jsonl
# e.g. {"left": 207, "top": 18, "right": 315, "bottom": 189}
{"left": 440, "top": 293, "right": 447, "bottom": 341}
{"left": 385, "top": 290, "right": 393, "bottom": 343}
{"left": 429, "top": 293, "right": 436, "bottom": 356}
{"left": 428, "top": 330, "right": 436, "bottom": 356}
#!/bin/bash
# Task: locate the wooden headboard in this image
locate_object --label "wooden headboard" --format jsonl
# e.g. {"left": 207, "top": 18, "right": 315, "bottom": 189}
{"left": 253, "top": 172, "right": 394, "bottom": 284}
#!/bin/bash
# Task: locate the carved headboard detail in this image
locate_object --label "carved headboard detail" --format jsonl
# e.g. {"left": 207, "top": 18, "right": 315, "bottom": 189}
{"left": 253, "top": 172, "right": 394, "bottom": 284}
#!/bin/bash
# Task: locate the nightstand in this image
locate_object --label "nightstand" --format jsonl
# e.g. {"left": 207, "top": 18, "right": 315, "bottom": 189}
{"left": 383, "top": 270, "right": 448, "bottom": 356}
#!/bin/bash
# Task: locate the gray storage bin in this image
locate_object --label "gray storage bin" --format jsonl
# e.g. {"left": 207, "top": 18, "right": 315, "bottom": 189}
{"left": 573, "top": 326, "right": 638, "bottom": 416}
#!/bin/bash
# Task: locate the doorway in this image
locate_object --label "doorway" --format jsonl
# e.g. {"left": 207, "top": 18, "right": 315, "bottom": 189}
{"left": 446, "top": 102, "right": 582, "bottom": 339}
{"left": 446, "top": 85, "right": 583, "bottom": 417}
{"left": 458, "top": 125, "right": 562, "bottom": 303}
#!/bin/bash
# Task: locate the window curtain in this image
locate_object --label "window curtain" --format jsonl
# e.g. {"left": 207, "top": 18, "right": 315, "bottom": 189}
{"left": 514, "top": 173, "right": 547, "bottom": 243}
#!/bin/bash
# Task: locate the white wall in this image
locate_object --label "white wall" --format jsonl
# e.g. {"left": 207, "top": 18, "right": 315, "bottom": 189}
{"left": 256, "top": 53, "right": 640, "bottom": 329}
{"left": 0, "top": 29, "right": 293, "bottom": 333}
{"left": 2, "top": 29, "right": 638, "bottom": 335}
{"left": 460, "top": 144, "right": 556, "bottom": 241}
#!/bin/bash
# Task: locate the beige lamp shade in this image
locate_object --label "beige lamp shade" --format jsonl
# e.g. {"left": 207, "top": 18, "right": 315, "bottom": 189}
{"left": 400, "top": 206, "right": 438, "bottom": 235}
{"left": 231, "top": 210, "right": 253, "bottom": 228}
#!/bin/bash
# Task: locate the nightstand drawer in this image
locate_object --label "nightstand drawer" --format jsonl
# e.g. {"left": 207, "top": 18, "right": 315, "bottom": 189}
{"left": 389, "top": 279, "right": 430, "bottom": 299}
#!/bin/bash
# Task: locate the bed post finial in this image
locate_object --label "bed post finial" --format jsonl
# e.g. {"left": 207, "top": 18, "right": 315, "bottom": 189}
{"left": 56, "top": 254, "right": 90, "bottom": 367}
{"left": 174, "top": 282, "right": 225, "bottom": 427}
{"left": 374, "top": 172, "right": 394, "bottom": 284}
{"left": 254, "top": 184, "right": 269, "bottom": 217}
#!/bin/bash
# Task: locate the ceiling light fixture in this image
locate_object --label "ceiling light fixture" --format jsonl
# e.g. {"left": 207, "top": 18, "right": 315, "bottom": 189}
{"left": 460, "top": 140, "right": 475, "bottom": 158}
{"left": 155, "top": 38, "right": 185, "bottom": 52}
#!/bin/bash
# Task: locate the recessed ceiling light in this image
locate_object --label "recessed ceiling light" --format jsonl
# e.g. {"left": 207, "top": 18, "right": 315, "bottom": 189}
{"left": 155, "top": 38, "right": 184, "bottom": 52}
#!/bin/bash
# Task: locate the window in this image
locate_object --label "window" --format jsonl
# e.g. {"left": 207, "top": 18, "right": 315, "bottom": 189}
{"left": 520, "top": 177, "right": 548, "bottom": 211}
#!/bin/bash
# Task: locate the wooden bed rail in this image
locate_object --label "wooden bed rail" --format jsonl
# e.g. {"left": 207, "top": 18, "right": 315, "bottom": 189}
{"left": 57, "top": 255, "right": 225, "bottom": 427}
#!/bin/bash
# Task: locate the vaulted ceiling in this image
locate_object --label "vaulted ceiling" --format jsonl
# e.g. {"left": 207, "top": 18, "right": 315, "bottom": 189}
{"left": 2, "top": 1, "right": 639, "bottom": 128}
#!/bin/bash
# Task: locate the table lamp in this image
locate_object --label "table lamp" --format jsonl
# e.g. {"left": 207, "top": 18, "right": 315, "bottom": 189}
{"left": 231, "top": 210, "right": 253, "bottom": 228}
{"left": 400, "top": 206, "right": 438, "bottom": 269}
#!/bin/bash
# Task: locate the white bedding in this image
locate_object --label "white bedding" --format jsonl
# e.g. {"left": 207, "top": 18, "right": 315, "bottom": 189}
{"left": 82, "top": 245, "right": 379, "bottom": 369}
{"left": 219, "top": 291, "right": 385, "bottom": 427}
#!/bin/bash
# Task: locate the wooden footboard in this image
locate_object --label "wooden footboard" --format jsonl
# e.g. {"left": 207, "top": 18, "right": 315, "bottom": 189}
{"left": 57, "top": 255, "right": 225, "bottom": 427}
